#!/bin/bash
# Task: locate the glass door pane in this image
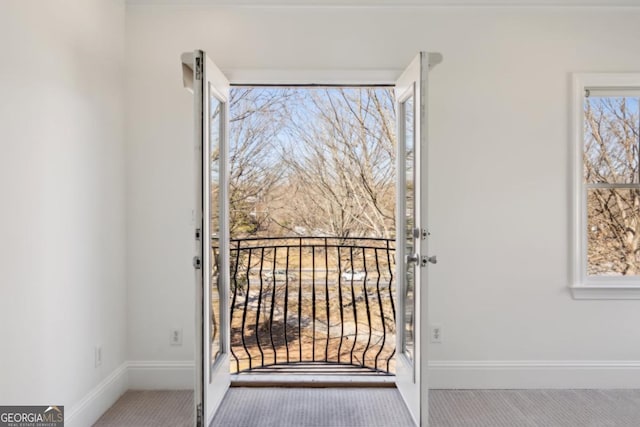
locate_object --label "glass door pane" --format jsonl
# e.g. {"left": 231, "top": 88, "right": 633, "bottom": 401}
{"left": 209, "top": 86, "right": 223, "bottom": 377}
{"left": 402, "top": 90, "right": 415, "bottom": 361}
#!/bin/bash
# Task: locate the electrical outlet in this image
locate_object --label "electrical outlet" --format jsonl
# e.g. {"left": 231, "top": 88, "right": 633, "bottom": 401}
{"left": 170, "top": 328, "right": 183, "bottom": 346}
{"left": 94, "top": 345, "right": 102, "bottom": 367}
{"left": 430, "top": 325, "right": 442, "bottom": 344}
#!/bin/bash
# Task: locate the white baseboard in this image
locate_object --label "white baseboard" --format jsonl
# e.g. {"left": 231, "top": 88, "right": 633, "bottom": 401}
{"left": 66, "top": 359, "right": 639, "bottom": 425}
{"left": 428, "top": 360, "right": 640, "bottom": 389}
{"left": 128, "top": 360, "right": 195, "bottom": 390}
{"left": 66, "top": 360, "right": 194, "bottom": 426}
{"left": 66, "top": 362, "right": 129, "bottom": 427}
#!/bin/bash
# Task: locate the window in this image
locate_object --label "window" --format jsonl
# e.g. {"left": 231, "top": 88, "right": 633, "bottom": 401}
{"left": 572, "top": 74, "right": 640, "bottom": 299}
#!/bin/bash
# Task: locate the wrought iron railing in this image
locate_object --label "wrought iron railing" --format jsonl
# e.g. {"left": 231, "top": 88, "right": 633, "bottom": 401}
{"left": 224, "top": 236, "right": 396, "bottom": 375}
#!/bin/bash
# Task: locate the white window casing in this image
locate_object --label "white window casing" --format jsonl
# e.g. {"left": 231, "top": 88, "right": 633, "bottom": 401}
{"left": 571, "top": 73, "right": 640, "bottom": 299}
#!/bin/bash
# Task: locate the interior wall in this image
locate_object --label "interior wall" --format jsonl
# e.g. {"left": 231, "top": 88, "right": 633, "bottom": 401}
{"left": 125, "top": 4, "right": 640, "bottom": 386}
{"left": 0, "top": 0, "right": 127, "bottom": 418}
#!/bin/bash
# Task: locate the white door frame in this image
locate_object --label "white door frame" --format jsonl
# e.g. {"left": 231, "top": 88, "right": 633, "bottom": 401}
{"left": 184, "top": 53, "right": 441, "bottom": 427}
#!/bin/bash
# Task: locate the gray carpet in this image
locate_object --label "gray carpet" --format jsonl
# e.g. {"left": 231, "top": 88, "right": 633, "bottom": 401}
{"left": 212, "top": 387, "right": 415, "bottom": 427}
{"left": 430, "top": 389, "right": 640, "bottom": 427}
{"left": 93, "top": 390, "right": 193, "bottom": 427}
{"left": 94, "top": 388, "right": 640, "bottom": 427}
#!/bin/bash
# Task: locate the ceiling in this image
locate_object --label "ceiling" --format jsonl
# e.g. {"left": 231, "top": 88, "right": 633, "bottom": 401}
{"left": 126, "top": 0, "right": 640, "bottom": 6}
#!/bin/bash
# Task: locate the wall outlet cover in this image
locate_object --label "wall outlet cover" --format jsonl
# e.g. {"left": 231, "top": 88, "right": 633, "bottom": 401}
{"left": 170, "top": 328, "right": 183, "bottom": 346}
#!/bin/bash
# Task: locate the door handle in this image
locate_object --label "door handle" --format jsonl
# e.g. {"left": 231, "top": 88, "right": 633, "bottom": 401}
{"left": 405, "top": 253, "right": 419, "bottom": 264}
{"left": 407, "top": 254, "right": 437, "bottom": 266}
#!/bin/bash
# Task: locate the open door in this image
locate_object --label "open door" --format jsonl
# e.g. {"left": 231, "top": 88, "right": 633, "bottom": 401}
{"left": 182, "top": 50, "right": 231, "bottom": 427}
{"left": 395, "top": 52, "right": 441, "bottom": 426}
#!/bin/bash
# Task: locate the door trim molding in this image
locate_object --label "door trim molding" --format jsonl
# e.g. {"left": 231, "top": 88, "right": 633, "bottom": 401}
{"left": 224, "top": 68, "right": 402, "bottom": 86}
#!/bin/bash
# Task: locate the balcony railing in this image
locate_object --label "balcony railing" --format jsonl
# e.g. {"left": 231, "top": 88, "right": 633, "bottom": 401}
{"left": 224, "top": 236, "right": 396, "bottom": 376}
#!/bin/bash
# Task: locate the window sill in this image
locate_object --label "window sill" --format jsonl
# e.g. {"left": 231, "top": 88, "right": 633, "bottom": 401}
{"left": 570, "top": 285, "right": 640, "bottom": 300}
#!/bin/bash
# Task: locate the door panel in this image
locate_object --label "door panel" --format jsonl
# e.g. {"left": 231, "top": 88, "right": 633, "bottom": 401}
{"left": 395, "top": 52, "right": 441, "bottom": 426}
{"left": 182, "top": 50, "right": 230, "bottom": 427}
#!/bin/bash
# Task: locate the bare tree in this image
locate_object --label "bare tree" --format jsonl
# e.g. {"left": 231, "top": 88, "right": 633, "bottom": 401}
{"left": 280, "top": 88, "right": 396, "bottom": 239}
{"left": 585, "top": 96, "right": 640, "bottom": 274}
{"left": 227, "top": 88, "right": 293, "bottom": 236}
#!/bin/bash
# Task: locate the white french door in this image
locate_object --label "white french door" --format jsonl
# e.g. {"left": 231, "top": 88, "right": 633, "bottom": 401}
{"left": 182, "top": 50, "right": 231, "bottom": 427}
{"left": 181, "top": 49, "right": 440, "bottom": 427}
{"left": 395, "top": 52, "right": 440, "bottom": 426}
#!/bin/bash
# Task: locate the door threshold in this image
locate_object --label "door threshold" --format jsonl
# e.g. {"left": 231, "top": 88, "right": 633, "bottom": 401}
{"left": 231, "top": 373, "right": 396, "bottom": 388}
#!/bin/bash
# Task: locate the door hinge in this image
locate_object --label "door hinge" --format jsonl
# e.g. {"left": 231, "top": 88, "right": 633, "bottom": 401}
{"left": 195, "top": 228, "right": 201, "bottom": 241}
{"left": 193, "top": 256, "right": 202, "bottom": 270}
{"left": 195, "top": 57, "right": 203, "bottom": 81}
{"left": 196, "top": 403, "right": 203, "bottom": 427}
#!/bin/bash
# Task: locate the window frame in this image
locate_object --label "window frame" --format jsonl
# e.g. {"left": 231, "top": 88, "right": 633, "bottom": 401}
{"left": 571, "top": 73, "right": 640, "bottom": 299}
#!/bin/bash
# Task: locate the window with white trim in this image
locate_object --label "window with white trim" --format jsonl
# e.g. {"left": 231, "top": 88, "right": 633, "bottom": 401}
{"left": 572, "top": 74, "right": 640, "bottom": 299}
